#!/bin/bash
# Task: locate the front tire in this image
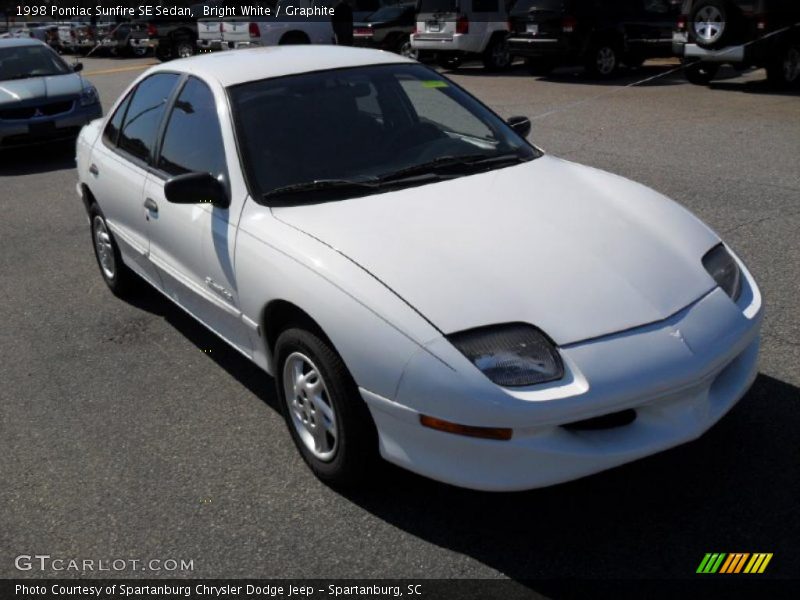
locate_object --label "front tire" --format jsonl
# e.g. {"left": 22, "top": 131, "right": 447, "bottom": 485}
{"left": 89, "top": 205, "right": 137, "bottom": 297}
{"left": 275, "top": 328, "right": 378, "bottom": 486}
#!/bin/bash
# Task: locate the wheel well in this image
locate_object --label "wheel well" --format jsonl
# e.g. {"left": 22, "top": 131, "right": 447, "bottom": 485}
{"left": 79, "top": 183, "right": 96, "bottom": 215}
{"left": 279, "top": 31, "right": 310, "bottom": 45}
{"left": 261, "top": 300, "right": 331, "bottom": 363}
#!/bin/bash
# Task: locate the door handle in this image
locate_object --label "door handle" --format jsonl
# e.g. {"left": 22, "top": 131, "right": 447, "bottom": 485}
{"left": 144, "top": 198, "right": 158, "bottom": 213}
{"left": 89, "top": 163, "right": 99, "bottom": 176}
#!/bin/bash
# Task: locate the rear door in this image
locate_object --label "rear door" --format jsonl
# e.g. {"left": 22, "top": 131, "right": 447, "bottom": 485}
{"left": 90, "top": 73, "right": 180, "bottom": 287}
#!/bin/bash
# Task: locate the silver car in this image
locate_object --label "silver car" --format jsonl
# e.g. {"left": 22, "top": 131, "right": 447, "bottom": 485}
{"left": 0, "top": 38, "right": 102, "bottom": 148}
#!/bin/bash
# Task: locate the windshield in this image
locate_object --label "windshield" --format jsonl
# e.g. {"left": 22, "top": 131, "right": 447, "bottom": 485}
{"left": 230, "top": 64, "right": 539, "bottom": 203}
{"left": 0, "top": 45, "right": 71, "bottom": 81}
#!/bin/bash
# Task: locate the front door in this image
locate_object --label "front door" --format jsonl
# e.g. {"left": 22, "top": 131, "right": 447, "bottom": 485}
{"left": 143, "top": 76, "right": 251, "bottom": 355}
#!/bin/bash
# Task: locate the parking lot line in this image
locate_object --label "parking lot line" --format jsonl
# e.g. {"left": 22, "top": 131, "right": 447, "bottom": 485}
{"left": 84, "top": 63, "right": 157, "bottom": 76}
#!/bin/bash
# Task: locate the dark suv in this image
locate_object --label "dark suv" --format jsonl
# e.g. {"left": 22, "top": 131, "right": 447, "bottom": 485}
{"left": 673, "top": 0, "right": 800, "bottom": 87}
{"left": 508, "top": 0, "right": 682, "bottom": 77}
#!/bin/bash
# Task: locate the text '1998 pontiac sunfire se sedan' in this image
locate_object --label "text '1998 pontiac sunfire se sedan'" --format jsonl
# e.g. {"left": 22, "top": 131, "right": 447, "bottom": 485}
{"left": 75, "top": 46, "right": 762, "bottom": 491}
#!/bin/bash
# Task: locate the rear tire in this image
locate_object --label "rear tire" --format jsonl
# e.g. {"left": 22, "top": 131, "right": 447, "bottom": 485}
{"left": 397, "top": 36, "right": 417, "bottom": 60}
{"left": 766, "top": 43, "right": 800, "bottom": 89}
{"left": 275, "top": 328, "right": 378, "bottom": 487}
{"left": 584, "top": 41, "right": 620, "bottom": 78}
{"left": 684, "top": 61, "right": 719, "bottom": 85}
{"left": 155, "top": 43, "right": 172, "bottom": 62}
{"left": 482, "top": 36, "right": 511, "bottom": 71}
{"left": 89, "top": 205, "right": 137, "bottom": 298}
{"left": 172, "top": 38, "right": 196, "bottom": 59}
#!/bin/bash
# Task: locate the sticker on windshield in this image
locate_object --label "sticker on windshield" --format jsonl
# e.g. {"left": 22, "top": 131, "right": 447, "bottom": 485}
{"left": 422, "top": 80, "right": 449, "bottom": 88}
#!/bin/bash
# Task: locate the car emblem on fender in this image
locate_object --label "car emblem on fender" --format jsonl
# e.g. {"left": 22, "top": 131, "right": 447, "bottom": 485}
{"left": 33, "top": 108, "right": 44, "bottom": 117}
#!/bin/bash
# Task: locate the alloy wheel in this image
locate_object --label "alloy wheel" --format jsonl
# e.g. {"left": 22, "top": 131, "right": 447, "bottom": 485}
{"left": 283, "top": 352, "right": 338, "bottom": 461}
{"left": 596, "top": 46, "right": 617, "bottom": 75}
{"left": 93, "top": 216, "right": 115, "bottom": 280}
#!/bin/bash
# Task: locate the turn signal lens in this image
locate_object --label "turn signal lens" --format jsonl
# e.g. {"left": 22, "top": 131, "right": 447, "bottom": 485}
{"left": 420, "top": 415, "right": 513, "bottom": 441}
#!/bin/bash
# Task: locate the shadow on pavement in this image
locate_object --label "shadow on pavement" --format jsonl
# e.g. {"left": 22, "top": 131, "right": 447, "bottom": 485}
{"left": 120, "top": 285, "right": 799, "bottom": 591}
{"left": 0, "top": 140, "right": 76, "bottom": 177}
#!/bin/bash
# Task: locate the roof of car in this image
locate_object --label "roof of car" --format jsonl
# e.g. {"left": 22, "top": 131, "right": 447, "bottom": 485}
{"left": 149, "top": 45, "right": 416, "bottom": 87}
{"left": 0, "top": 38, "right": 46, "bottom": 48}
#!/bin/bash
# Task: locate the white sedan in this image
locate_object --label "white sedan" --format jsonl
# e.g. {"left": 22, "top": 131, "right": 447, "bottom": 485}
{"left": 75, "top": 46, "right": 762, "bottom": 491}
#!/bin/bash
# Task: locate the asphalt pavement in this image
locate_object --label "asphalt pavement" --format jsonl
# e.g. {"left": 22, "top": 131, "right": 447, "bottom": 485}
{"left": 1, "top": 55, "right": 798, "bottom": 590}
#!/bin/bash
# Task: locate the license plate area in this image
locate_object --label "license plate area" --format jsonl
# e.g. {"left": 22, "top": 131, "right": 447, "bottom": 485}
{"left": 526, "top": 23, "right": 539, "bottom": 35}
{"left": 426, "top": 20, "right": 442, "bottom": 33}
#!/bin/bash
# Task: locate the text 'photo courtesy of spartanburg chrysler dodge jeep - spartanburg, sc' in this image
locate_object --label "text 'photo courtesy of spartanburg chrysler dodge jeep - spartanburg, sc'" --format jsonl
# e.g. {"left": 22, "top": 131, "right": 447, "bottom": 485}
{"left": 75, "top": 45, "right": 762, "bottom": 491}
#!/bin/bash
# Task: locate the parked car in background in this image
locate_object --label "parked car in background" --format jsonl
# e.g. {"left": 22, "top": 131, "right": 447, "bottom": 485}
{"left": 353, "top": 2, "right": 417, "bottom": 57}
{"left": 674, "top": 0, "right": 800, "bottom": 87}
{"left": 198, "top": 0, "right": 334, "bottom": 52}
{"left": 0, "top": 38, "right": 101, "bottom": 148}
{"left": 99, "top": 22, "right": 151, "bottom": 57}
{"left": 411, "top": 0, "right": 514, "bottom": 71}
{"left": 58, "top": 17, "right": 118, "bottom": 55}
{"left": 147, "top": 6, "right": 200, "bottom": 61}
{"left": 508, "top": 0, "right": 681, "bottom": 77}
{"left": 29, "top": 24, "right": 63, "bottom": 51}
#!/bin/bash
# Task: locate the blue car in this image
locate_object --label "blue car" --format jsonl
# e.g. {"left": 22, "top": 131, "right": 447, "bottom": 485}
{"left": 0, "top": 38, "right": 102, "bottom": 148}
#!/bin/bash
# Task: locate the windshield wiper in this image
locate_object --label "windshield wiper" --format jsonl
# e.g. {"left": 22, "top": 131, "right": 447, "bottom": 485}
{"left": 378, "top": 152, "right": 527, "bottom": 182}
{"left": 263, "top": 178, "right": 380, "bottom": 201}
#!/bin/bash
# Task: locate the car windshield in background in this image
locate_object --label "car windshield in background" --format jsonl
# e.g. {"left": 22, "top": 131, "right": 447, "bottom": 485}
{"left": 0, "top": 45, "right": 71, "bottom": 81}
{"left": 230, "top": 64, "right": 539, "bottom": 203}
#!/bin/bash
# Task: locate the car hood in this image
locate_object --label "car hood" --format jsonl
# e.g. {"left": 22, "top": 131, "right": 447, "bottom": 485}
{"left": 0, "top": 73, "right": 83, "bottom": 105}
{"left": 273, "top": 156, "right": 720, "bottom": 346}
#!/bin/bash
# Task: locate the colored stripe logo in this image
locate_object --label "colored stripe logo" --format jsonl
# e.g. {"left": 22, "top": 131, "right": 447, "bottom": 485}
{"left": 697, "top": 553, "right": 773, "bottom": 574}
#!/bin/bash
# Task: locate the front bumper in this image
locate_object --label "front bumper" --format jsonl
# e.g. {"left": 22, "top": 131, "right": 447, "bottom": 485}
{"left": 0, "top": 102, "right": 102, "bottom": 148}
{"left": 363, "top": 258, "right": 763, "bottom": 491}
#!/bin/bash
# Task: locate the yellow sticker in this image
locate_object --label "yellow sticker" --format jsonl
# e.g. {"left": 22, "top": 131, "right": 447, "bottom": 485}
{"left": 422, "top": 80, "right": 449, "bottom": 88}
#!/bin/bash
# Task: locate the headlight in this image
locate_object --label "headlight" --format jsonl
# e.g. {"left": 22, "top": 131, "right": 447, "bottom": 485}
{"left": 79, "top": 85, "right": 99, "bottom": 107}
{"left": 448, "top": 324, "right": 564, "bottom": 387}
{"left": 702, "top": 243, "right": 742, "bottom": 301}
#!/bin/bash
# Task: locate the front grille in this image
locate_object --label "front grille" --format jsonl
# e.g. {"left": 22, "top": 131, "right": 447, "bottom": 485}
{"left": 562, "top": 409, "right": 637, "bottom": 431}
{"left": 0, "top": 100, "right": 74, "bottom": 120}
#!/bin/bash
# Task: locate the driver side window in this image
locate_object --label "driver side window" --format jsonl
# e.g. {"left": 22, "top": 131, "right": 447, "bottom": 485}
{"left": 157, "top": 77, "right": 227, "bottom": 180}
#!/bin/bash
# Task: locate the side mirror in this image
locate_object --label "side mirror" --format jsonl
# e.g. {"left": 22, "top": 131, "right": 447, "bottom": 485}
{"left": 164, "top": 172, "right": 229, "bottom": 209}
{"left": 72, "top": 62, "right": 83, "bottom": 72}
{"left": 507, "top": 115, "right": 531, "bottom": 138}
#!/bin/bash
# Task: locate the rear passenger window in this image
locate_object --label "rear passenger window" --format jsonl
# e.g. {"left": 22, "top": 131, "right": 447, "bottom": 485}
{"left": 118, "top": 73, "right": 179, "bottom": 163}
{"left": 157, "top": 77, "right": 227, "bottom": 179}
{"left": 103, "top": 93, "right": 132, "bottom": 146}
